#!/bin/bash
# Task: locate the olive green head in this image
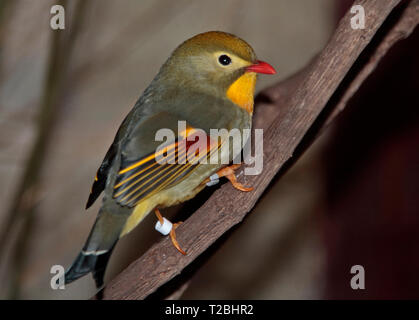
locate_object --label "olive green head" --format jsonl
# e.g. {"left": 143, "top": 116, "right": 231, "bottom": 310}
{"left": 158, "top": 31, "right": 258, "bottom": 93}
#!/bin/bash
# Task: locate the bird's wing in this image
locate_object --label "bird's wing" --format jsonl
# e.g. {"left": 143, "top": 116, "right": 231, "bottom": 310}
{"left": 85, "top": 143, "right": 117, "bottom": 209}
{"left": 113, "top": 111, "right": 219, "bottom": 208}
{"left": 85, "top": 105, "right": 137, "bottom": 209}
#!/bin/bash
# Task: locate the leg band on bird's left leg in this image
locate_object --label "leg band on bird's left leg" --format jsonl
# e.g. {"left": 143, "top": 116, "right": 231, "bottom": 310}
{"left": 155, "top": 217, "right": 173, "bottom": 236}
{"left": 154, "top": 208, "right": 187, "bottom": 255}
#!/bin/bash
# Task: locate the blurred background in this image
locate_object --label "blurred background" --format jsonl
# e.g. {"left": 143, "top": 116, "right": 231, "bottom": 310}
{"left": 0, "top": 0, "right": 417, "bottom": 299}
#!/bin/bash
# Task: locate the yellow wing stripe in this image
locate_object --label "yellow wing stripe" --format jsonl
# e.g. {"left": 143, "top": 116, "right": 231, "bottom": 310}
{"left": 114, "top": 161, "right": 155, "bottom": 189}
{"left": 114, "top": 142, "right": 183, "bottom": 189}
{"left": 127, "top": 162, "right": 189, "bottom": 205}
{"left": 120, "top": 151, "right": 189, "bottom": 203}
{"left": 115, "top": 132, "right": 224, "bottom": 207}
{"left": 114, "top": 164, "right": 165, "bottom": 198}
{"left": 118, "top": 125, "right": 197, "bottom": 175}
{"left": 130, "top": 142, "right": 222, "bottom": 206}
{"left": 118, "top": 141, "right": 179, "bottom": 175}
{"left": 114, "top": 145, "right": 188, "bottom": 197}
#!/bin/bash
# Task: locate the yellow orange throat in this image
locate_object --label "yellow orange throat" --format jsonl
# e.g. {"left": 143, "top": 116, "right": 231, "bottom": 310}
{"left": 226, "top": 72, "right": 257, "bottom": 114}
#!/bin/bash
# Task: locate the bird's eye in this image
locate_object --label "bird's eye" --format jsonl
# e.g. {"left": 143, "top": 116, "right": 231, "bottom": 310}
{"left": 218, "top": 54, "right": 232, "bottom": 66}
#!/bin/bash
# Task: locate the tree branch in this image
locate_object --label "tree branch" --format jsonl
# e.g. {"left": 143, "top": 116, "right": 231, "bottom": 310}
{"left": 97, "top": 0, "right": 418, "bottom": 299}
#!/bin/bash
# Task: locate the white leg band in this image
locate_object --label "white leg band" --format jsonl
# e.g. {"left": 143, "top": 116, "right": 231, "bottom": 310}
{"left": 155, "top": 217, "right": 173, "bottom": 236}
{"left": 209, "top": 173, "right": 219, "bottom": 180}
{"left": 206, "top": 173, "right": 220, "bottom": 186}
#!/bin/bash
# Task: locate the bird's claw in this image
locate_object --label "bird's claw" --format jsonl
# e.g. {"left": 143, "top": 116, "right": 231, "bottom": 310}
{"left": 170, "top": 222, "right": 187, "bottom": 255}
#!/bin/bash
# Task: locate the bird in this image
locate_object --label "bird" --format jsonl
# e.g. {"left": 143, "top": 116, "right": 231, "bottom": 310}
{"left": 64, "top": 31, "right": 276, "bottom": 288}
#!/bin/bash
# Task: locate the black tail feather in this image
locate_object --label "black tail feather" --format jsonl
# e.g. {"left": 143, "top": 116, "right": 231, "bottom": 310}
{"left": 64, "top": 253, "right": 97, "bottom": 285}
{"left": 65, "top": 207, "right": 130, "bottom": 288}
{"left": 65, "top": 245, "right": 115, "bottom": 288}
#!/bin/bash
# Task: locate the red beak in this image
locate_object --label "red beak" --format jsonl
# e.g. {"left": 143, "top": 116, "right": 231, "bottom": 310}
{"left": 246, "top": 60, "right": 276, "bottom": 74}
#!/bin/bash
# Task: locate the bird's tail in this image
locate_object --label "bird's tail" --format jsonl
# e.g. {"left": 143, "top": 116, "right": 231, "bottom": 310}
{"left": 64, "top": 208, "right": 129, "bottom": 288}
{"left": 64, "top": 245, "right": 115, "bottom": 288}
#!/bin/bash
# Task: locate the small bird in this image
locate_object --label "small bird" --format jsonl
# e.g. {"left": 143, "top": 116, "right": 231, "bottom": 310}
{"left": 64, "top": 31, "right": 276, "bottom": 288}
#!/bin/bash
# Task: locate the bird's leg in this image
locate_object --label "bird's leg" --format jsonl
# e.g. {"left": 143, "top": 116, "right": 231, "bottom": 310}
{"left": 154, "top": 208, "right": 164, "bottom": 225}
{"left": 154, "top": 208, "right": 187, "bottom": 255}
{"left": 204, "top": 164, "right": 253, "bottom": 192}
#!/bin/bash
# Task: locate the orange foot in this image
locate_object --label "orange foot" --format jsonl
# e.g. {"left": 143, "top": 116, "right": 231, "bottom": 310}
{"left": 154, "top": 208, "right": 187, "bottom": 255}
{"left": 204, "top": 164, "right": 253, "bottom": 192}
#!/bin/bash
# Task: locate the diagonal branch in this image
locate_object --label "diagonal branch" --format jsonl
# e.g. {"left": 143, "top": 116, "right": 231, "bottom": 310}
{"left": 96, "top": 0, "right": 418, "bottom": 300}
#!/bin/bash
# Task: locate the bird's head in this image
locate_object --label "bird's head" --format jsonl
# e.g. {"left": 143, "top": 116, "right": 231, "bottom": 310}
{"left": 158, "top": 31, "right": 276, "bottom": 114}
